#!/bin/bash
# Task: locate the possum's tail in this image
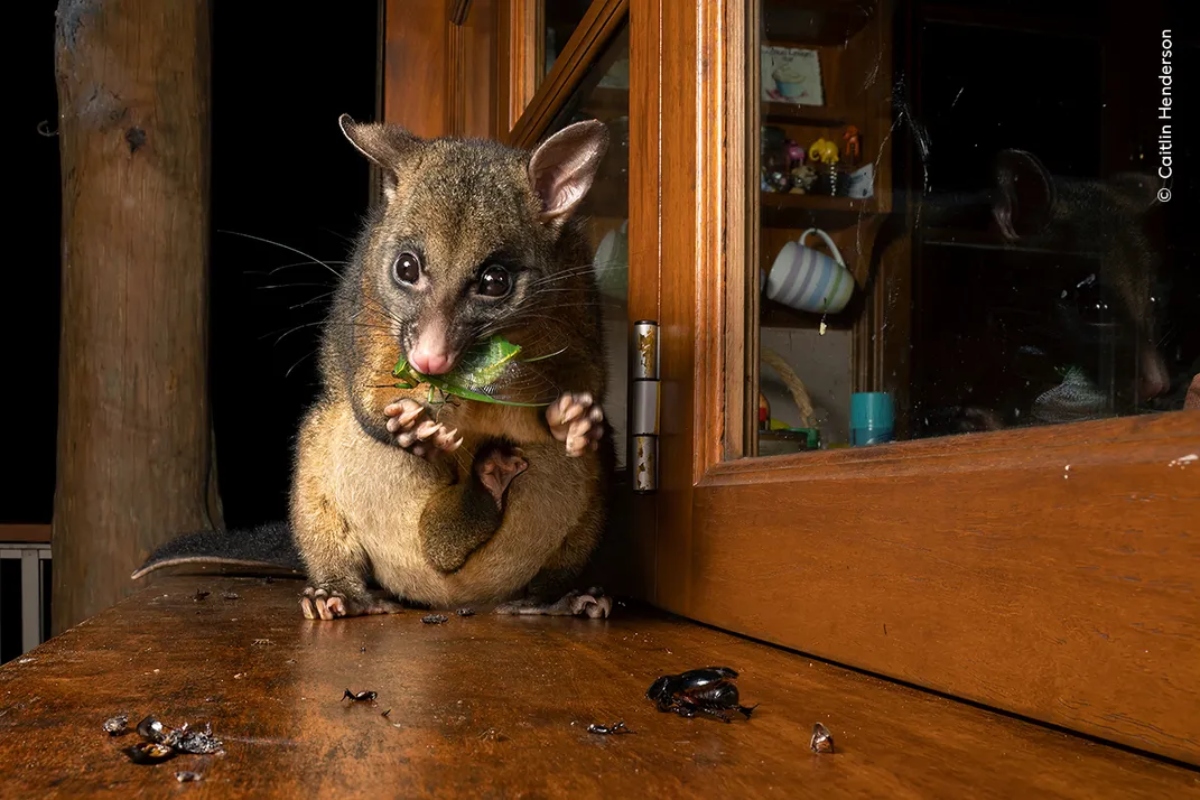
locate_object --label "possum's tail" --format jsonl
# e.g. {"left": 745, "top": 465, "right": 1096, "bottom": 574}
{"left": 130, "top": 521, "right": 305, "bottom": 580}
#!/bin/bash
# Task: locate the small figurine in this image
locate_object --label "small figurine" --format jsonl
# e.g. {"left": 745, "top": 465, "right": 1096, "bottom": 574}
{"left": 843, "top": 125, "right": 861, "bottom": 164}
{"left": 784, "top": 139, "right": 805, "bottom": 169}
{"left": 807, "top": 137, "right": 839, "bottom": 164}
{"left": 763, "top": 169, "right": 791, "bottom": 194}
{"left": 807, "top": 138, "right": 840, "bottom": 195}
{"left": 788, "top": 164, "right": 818, "bottom": 194}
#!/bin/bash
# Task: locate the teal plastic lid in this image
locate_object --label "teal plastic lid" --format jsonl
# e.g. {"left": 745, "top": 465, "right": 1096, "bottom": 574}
{"left": 851, "top": 392, "right": 894, "bottom": 430}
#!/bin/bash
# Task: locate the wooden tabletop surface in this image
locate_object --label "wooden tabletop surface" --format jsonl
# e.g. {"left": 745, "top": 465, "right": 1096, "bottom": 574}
{"left": 1, "top": 573, "right": 1196, "bottom": 798}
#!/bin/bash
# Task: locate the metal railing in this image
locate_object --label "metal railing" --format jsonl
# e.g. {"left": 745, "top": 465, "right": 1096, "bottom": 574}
{"left": 0, "top": 543, "right": 51, "bottom": 657}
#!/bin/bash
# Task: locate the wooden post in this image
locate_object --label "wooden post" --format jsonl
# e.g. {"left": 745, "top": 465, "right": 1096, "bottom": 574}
{"left": 51, "top": 0, "right": 220, "bottom": 633}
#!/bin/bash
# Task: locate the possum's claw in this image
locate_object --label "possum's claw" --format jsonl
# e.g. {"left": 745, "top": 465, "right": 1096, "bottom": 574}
{"left": 493, "top": 587, "right": 612, "bottom": 619}
{"left": 546, "top": 393, "right": 605, "bottom": 457}
{"left": 384, "top": 399, "right": 463, "bottom": 459}
{"left": 300, "top": 586, "right": 403, "bottom": 621}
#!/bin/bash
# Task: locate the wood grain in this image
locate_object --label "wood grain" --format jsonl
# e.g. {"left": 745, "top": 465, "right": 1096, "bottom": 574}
{"left": 1, "top": 575, "right": 1195, "bottom": 798}
{"left": 494, "top": 0, "right": 540, "bottom": 137}
{"left": 650, "top": 0, "right": 702, "bottom": 613}
{"left": 506, "top": 0, "right": 628, "bottom": 148}
{"left": 686, "top": 412, "right": 1200, "bottom": 763}
{"left": 626, "top": 0, "right": 661, "bottom": 603}
{"left": 642, "top": 0, "right": 1200, "bottom": 767}
{"left": 461, "top": 0, "right": 498, "bottom": 139}
{"left": 51, "top": 0, "right": 219, "bottom": 635}
{"left": 0, "top": 525, "right": 51, "bottom": 544}
{"left": 383, "top": 0, "right": 452, "bottom": 137}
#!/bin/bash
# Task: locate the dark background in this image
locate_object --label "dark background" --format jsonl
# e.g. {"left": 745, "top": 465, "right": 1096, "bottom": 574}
{"left": 9, "top": 1, "right": 380, "bottom": 529}
{"left": 9, "top": 0, "right": 1199, "bottom": 520}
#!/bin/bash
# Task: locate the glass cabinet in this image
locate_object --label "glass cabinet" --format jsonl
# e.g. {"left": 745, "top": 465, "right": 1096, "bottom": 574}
{"left": 749, "top": 0, "right": 1196, "bottom": 458}
{"left": 381, "top": 0, "right": 1200, "bottom": 766}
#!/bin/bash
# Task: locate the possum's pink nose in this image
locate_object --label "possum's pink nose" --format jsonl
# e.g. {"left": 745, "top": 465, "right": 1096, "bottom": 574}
{"left": 409, "top": 325, "right": 457, "bottom": 375}
{"left": 409, "top": 349, "right": 454, "bottom": 375}
{"left": 1139, "top": 346, "right": 1169, "bottom": 400}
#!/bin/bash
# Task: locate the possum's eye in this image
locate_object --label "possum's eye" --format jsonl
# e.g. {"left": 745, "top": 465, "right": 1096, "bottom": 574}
{"left": 392, "top": 251, "right": 421, "bottom": 285}
{"left": 477, "top": 265, "right": 512, "bottom": 298}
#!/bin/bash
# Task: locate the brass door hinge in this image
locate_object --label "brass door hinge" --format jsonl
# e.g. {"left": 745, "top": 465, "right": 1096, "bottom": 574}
{"left": 631, "top": 320, "right": 660, "bottom": 494}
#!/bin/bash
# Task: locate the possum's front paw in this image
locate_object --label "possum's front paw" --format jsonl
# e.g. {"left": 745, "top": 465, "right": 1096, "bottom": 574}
{"left": 300, "top": 586, "right": 403, "bottom": 621}
{"left": 546, "top": 392, "right": 604, "bottom": 457}
{"left": 383, "top": 399, "right": 463, "bottom": 459}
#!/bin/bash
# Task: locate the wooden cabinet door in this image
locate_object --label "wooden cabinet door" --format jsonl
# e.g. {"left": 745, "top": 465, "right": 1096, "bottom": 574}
{"left": 632, "top": 0, "right": 1200, "bottom": 765}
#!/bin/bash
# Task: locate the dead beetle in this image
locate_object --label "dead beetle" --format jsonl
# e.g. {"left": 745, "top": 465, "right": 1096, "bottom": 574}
{"left": 646, "top": 667, "right": 757, "bottom": 722}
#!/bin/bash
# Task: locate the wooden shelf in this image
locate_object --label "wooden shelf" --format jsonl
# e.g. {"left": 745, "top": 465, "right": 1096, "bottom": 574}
{"left": 920, "top": 227, "right": 1103, "bottom": 258}
{"left": 761, "top": 191, "right": 883, "bottom": 227}
{"left": 761, "top": 297, "right": 855, "bottom": 331}
{"left": 762, "top": 102, "right": 850, "bottom": 126}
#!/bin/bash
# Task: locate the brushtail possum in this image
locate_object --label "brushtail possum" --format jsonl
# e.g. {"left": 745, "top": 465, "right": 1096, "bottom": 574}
{"left": 134, "top": 115, "right": 617, "bottom": 620}
{"left": 991, "top": 149, "right": 1170, "bottom": 404}
{"left": 917, "top": 149, "right": 1171, "bottom": 433}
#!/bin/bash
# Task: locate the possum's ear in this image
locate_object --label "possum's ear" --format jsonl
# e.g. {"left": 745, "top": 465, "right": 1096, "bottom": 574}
{"left": 339, "top": 114, "right": 421, "bottom": 204}
{"left": 992, "top": 148, "right": 1055, "bottom": 239}
{"left": 528, "top": 119, "right": 610, "bottom": 226}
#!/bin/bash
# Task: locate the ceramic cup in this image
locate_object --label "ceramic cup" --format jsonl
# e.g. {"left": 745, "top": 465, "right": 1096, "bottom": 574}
{"left": 593, "top": 220, "right": 628, "bottom": 300}
{"left": 765, "top": 228, "right": 853, "bottom": 314}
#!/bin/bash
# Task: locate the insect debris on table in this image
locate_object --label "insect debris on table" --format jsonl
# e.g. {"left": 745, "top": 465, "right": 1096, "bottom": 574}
{"left": 125, "top": 742, "right": 175, "bottom": 764}
{"left": 121, "top": 715, "right": 224, "bottom": 764}
{"left": 342, "top": 689, "right": 378, "bottom": 703}
{"left": 810, "top": 722, "right": 834, "bottom": 754}
{"left": 422, "top": 614, "right": 449, "bottom": 624}
{"left": 646, "top": 667, "right": 757, "bottom": 722}
{"left": 587, "top": 721, "right": 632, "bottom": 735}
{"left": 455, "top": 608, "right": 476, "bottom": 617}
{"left": 102, "top": 714, "right": 129, "bottom": 735}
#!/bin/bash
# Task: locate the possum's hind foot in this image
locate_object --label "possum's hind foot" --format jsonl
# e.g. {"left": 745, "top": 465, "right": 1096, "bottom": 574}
{"left": 493, "top": 587, "right": 612, "bottom": 619}
{"left": 546, "top": 392, "right": 605, "bottom": 457}
{"left": 383, "top": 398, "right": 463, "bottom": 459}
{"left": 300, "top": 586, "right": 404, "bottom": 621}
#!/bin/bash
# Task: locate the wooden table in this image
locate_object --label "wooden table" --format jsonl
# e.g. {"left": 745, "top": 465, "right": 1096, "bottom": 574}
{"left": 1, "top": 573, "right": 1196, "bottom": 798}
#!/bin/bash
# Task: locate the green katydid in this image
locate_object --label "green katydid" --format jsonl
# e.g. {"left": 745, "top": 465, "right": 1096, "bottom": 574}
{"left": 392, "top": 335, "right": 563, "bottom": 407}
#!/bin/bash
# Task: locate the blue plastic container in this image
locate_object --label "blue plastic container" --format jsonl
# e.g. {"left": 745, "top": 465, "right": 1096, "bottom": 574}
{"left": 850, "top": 392, "right": 894, "bottom": 446}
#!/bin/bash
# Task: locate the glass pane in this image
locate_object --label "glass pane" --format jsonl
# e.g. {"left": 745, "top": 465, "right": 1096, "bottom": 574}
{"left": 750, "top": 0, "right": 1196, "bottom": 458}
{"left": 544, "top": 25, "right": 631, "bottom": 468}
{"left": 540, "top": 0, "right": 596, "bottom": 83}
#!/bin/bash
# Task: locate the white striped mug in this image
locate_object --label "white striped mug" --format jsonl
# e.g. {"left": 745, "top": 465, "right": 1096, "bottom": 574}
{"left": 765, "top": 228, "right": 853, "bottom": 314}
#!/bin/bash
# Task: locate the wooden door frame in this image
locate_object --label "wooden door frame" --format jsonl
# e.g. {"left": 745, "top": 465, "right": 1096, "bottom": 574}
{"left": 635, "top": 0, "right": 1200, "bottom": 766}
{"left": 505, "top": 0, "right": 628, "bottom": 147}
